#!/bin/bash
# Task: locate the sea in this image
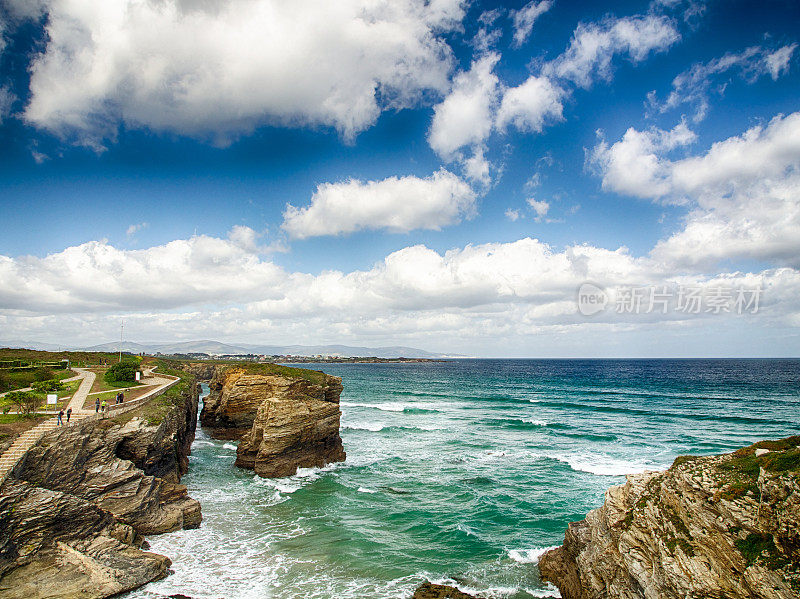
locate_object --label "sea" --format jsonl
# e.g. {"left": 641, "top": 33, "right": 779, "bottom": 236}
{"left": 125, "top": 359, "right": 800, "bottom": 599}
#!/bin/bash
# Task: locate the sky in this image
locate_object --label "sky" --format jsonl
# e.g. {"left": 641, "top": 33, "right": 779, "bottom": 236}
{"left": 0, "top": 0, "right": 798, "bottom": 357}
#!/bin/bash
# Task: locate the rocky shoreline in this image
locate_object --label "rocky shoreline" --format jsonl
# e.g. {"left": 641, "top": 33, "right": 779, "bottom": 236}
{"left": 539, "top": 436, "right": 800, "bottom": 598}
{"left": 0, "top": 368, "right": 200, "bottom": 598}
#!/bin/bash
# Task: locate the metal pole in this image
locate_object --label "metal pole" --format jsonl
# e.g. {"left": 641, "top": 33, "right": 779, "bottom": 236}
{"left": 119, "top": 321, "right": 124, "bottom": 363}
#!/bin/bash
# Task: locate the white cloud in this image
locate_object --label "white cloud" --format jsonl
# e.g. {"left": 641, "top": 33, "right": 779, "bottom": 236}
{"left": 545, "top": 15, "right": 679, "bottom": 88}
{"left": 462, "top": 146, "right": 492, "bottom": 186}
{"left": 527, "top": 198, "right": 550, "bottom": 221}
{"left": 650, "top": 44, "right": 798, "bottom": 121}
{"left": 505, "top": 208, "right": 521, "bottom": 221}
{"left": 496, "top": 75, "right": 563, "bottom": 133}
{"left": 0, "top": 231, "right": 286, "bottom": 313}
{"left": 282, "top": 169, "right": 476, "bottom": 239}
{"left": 510, "top": 0, "right": 553, "bottom": 48}
{"left": 126, "top": 222, "right": 148, "bottom": 238}
{"left": 427, "top": 53, "right": 499, "bottom": 160}
{"left": 765, "top": 43, "right": 797, "bottom": 80}
{"left": 593, "top": 112, "right": 800, "bottom": 268}
{"left": 22, "top": 0, "right": 465, "bottom": 146}
{"left": 590, "top": 121, "right": 697, "bottom": 200}
{"left": 2, "top": 231, "right": 799, "bottom": 356}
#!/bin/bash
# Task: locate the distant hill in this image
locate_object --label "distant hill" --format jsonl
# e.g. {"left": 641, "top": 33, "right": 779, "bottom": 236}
{"left": 3, "top": 339, "right": 459, "bottom": 359}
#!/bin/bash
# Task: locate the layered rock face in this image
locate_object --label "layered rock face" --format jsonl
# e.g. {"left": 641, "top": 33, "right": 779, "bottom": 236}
{"left": 200, "top": 366, "right": 346, "bottom": 478}
{"left": 0, "top": 378, "right": 201, "bottom": 598}
{"left": 539, "top": 437, "right": 800, "bottom": 599}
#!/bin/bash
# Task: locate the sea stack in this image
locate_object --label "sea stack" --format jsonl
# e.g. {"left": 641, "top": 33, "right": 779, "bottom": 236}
{"left": 539, "top": 437, "right": 800, "bottom": 599}
{"left": 199, "top": 364, "right": 346, "bottom": 478}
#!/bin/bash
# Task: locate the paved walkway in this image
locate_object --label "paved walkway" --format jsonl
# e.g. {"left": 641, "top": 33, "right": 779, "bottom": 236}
{"left": 0, "top": 366, "right": 180, "bottom": 482}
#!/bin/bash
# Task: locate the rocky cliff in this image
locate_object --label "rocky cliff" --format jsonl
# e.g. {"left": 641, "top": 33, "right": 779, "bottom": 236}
{"left": 539, "top": 436, "right": 800, "bottom": 599}
{"left": 0, "top": 370, "right": 201, "bottom": 599}
{"left": 198, "top": 363, "right": 346, "bottom": 478}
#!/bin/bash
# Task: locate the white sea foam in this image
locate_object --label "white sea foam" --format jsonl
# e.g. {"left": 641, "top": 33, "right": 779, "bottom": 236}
{"left": 192, "top": 440, "right": 215, "bottom": 447}
{"left": 541, "top": 452, "right": 664, "bottom": 477}
{"left": 508, "top": 546, "right": 560, "bottom": 564}
{"left": 223, "top": 443, "right": 237, "bottom": 450}
{"left": 357, "top": 487, "right": 377, "bottom": 493}
{"left": 342, "top": 401, "right": 407, "bottom": 412}
{"left": 343, "top": 422, "right": 384, "bottom": 432}
{"left": 523, "top": 418, "right": 548, "bottom": 426}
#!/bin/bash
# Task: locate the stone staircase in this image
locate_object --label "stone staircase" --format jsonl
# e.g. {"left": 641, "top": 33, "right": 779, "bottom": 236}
{"left": 0, "top": 414, "right": 90, "bottom": 480}
{"left": 0, "top": 367, "right": 181, "bottom": 484}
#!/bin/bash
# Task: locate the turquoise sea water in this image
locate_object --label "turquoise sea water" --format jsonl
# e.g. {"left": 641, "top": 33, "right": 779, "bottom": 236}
{"left": 126, "top": 359, "right": 800, "bottom": 599}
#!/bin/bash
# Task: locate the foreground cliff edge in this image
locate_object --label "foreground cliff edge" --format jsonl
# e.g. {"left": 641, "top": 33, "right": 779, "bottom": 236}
{"left": 540, "top": 436, "right": 800, "bottom": 599}
{"left": 0, "top": 363, "right": 201, "bottom": 599}
{"left": 184, "top": 362, "right": 346, "bottom": 478}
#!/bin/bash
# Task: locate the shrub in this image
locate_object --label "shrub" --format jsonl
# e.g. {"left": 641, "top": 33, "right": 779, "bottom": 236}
{"left": 3, "top": 391, "right": 40, "bottom": 415}
{"left": 33, "top": 367, "right": 55, "bottom": 382}
{"left": 31, "top": 379, "right": 66, "bottom": 393}
{"left": 105, "top": 360, "right": 140, "bottom": 383}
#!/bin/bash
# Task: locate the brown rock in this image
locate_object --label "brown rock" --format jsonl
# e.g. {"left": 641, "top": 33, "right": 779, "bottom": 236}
{"left": 233, "top": 372, "right": 346, "bottom": 478}
{"left": 411, "top": 582, "right": 479, "bottom": 599}
{"left": 0, "top": 479, "right": 170, "bottom": 599}
{"left": 540, "top": 436, "right": 800, "bottom": 599}
{"left": 197, "top": 364, "right": 346, "bottom": 478}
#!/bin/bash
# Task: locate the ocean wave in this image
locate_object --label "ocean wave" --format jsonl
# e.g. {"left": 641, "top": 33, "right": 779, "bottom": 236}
{"left": 357, "top": 487, "right": 377, "bottom": 493}
{"left": 539, "top": 452, "right": 664, "bottom": 477}
{"left": 343, "top": 423, "right": 445, "bottom": 433}
{"left": 223, "top": 443, "right": 237, "bottom": 450}
{"left": 343, "top": 423, "right": 385, "bottom": 432}
{"left": 342, "top": 401, "right": 438, "bottom": 413}
{"left": 508, "top": 546, "right": 560, "bottom": 564}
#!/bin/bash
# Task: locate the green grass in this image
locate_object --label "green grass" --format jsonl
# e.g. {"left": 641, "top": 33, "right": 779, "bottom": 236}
{"left": 113, "top": 359, "right": 195, "bottom": 426}
{"left": 735, "top": 533, "right": 785, "bottom": 568}
{"left": 723, "top": 436, "right": 800, "bottom": 479}
{"left": 163, "top": 358, "right": 329, "bottom": 386}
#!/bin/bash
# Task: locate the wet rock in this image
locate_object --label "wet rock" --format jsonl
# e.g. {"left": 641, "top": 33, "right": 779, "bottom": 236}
{"left": 411, "top": 581, "right": 479, "bottom": 599}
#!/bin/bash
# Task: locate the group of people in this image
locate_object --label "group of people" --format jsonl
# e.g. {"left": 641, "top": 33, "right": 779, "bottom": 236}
{"left": 57, "top": 391, "right": 127, "bottom": 424}
{"left": 56, "top": 407, "right": 71, "bottom": 425}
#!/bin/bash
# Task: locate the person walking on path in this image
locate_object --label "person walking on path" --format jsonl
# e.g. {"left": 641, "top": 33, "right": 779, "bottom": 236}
{"left": 95, "top": 397, "right": 100, "bottom": 413}
{"left": 57, "top": 409, "right": 64, "bottom": 426}
{"left": 66, "top": 407, "right": 72, "bottom": 423}
{"left": 101, "top": 400, "right": 107, "bottom": 418}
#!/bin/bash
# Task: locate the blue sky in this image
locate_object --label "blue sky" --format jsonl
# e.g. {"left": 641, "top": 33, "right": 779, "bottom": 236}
{"left": 0, "top": 0, "right": 798, "bottom": 356}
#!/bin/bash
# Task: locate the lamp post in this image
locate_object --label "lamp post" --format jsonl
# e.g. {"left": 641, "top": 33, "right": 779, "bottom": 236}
{"left": 119, "top": 321, "right": 124, "bottom": 363}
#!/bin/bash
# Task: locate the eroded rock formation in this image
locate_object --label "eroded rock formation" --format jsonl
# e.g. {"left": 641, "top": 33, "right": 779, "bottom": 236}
{"left": 411, "top": 582, "right": 479, "bottom": 598}
{"left": 539, "top": 437, "right": 800, "bottom": 599}
{"left": 0, "top": 375, "right": 200, "bottom": 598}
{"left": 199, "top": 365, "right": 346, "bottom": 478}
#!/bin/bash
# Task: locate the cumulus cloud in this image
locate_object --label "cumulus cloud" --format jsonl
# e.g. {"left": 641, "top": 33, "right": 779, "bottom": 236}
{"left": 0, "top": 231, "right": 286, "bottom": 313}
{"left": 496, "top": 75, "right": 563, "bottom": 133}
{"left": 510, "top": 0, "right": 553, "bottom": 48}
{"left": 21, "top": 0, "right": 465, "bottom": 146}
{"left": 649, "top": 44, "right": 798, "bottom": 121}
{"left": 527, "top": 198, "right": 550, "bottom": 221}
{"left": 427, "top": 53, "right": 499, "bottom": 160}
{"left": 590, "top": 121, "right": 697, "bottom": 200}
{"left": 282, "top": 169, "right": 476, "bottom": 239}
{"left": 593, "top": 112, "right": 800, "bottom": 268}
{"left": 544, "top": 15, "right": 680, "bottom": 88}
{"left": 2, "top": 231, "right": 798, "bottom": 355}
